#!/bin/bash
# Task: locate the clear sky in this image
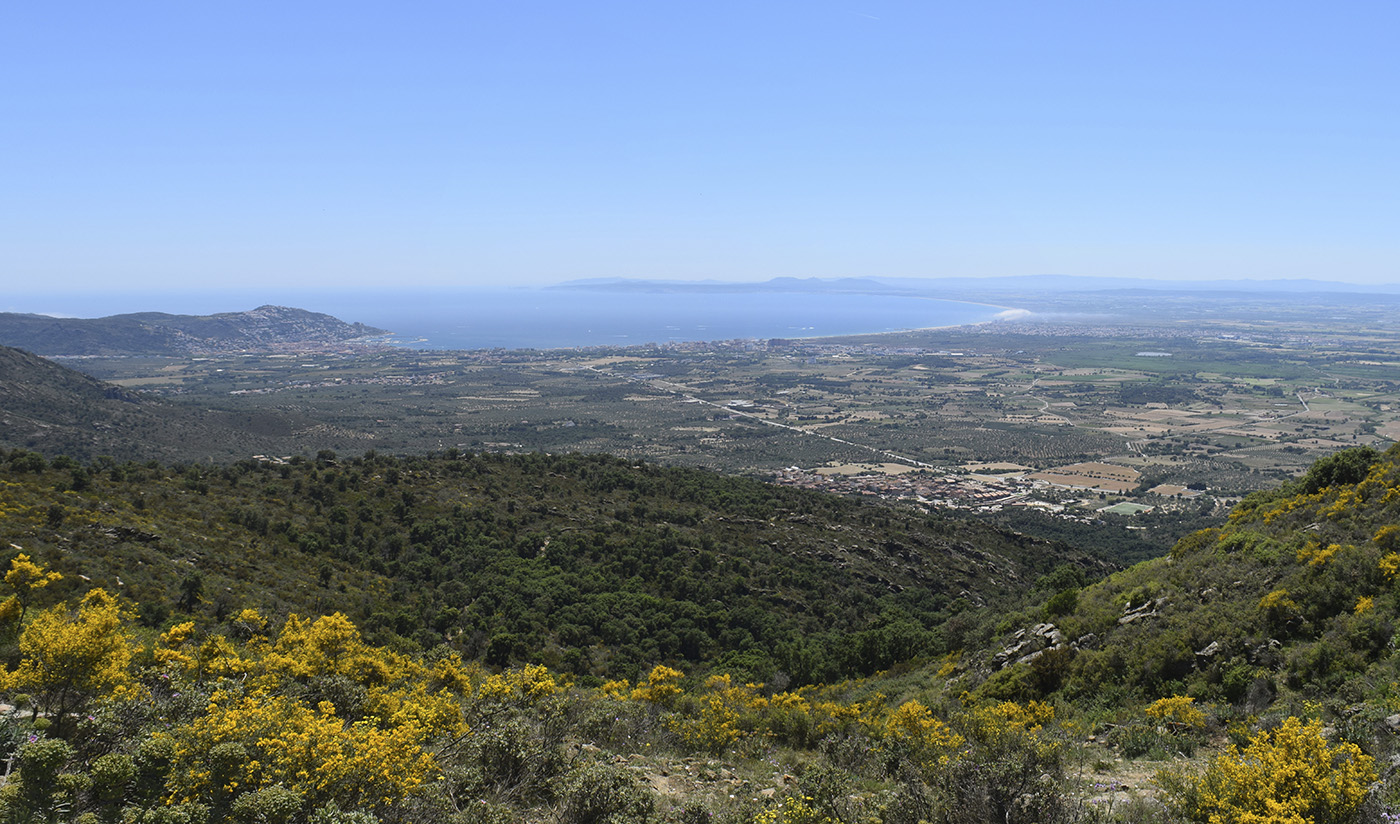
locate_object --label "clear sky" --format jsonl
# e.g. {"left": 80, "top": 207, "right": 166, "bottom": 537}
{"left": 3, "top": 1, "right": 1397, "bottom": 295}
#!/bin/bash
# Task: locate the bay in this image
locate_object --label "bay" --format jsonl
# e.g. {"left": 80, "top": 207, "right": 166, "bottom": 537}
{"left": 324, "top": 289, "right": 1014, "bottom": 350}
{"left": 8, "top": 288, "right": 1018, "bottom": 352}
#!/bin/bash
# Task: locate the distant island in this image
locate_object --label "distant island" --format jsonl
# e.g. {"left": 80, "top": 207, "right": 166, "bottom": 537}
{"left": 0, "top": 305, "right": 387, "bottom": 357}
{"left": 552, "top": 274, "right": 1400, "bottom": 297}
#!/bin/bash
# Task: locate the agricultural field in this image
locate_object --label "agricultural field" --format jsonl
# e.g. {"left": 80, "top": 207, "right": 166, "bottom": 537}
{"left": 54, "top": 298, "right": 1400, "bottom": 532}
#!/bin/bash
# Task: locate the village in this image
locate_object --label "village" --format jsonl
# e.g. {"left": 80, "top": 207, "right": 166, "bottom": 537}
{"left": 772, "top": 458, "right": 1206, "bottom": 523}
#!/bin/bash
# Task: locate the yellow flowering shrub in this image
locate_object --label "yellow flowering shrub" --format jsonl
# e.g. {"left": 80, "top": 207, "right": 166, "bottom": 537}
{"left": 957, "top": 698, "right": 1061, "bottom": 763}
{"left": 167, "top": 689, "right": 438, "bottom": 810}
{"left": 1379, "top": 552, "right": 1400, "bottom": 581}
{"left": 751, "top": 795, "right": 840, "bottom": 824}
{"left": 156, "top": 622, "right": 254, "bottom": 681}
{"left": 1251, "top": 491, "right": 1325, "bottom": 525}
{"left": 669, "top": 691, "right": 743, "bottom": 752}
{"left": 630, "top": 664, "right": 684, "bottom": 706}
{"left": 192, "top": 635, "right": 251, "bottom": 680}
{"left": 967, "top": 699, "right": 1054, "bottom": 743}
{"left": 161, "top": 621, "right": 197, "bottom": 648}
{"left": 475, "top": 672, "right": 515, "bottom": 701}
{"left": 759, "top": 690, "right": 819, "bottom": 745}
{"left": 1296, "top": 541, "right": 1345, "bottom": 567}
{"left": 4, "top": 552, "right": 63, "bottom": 592}
{"left": 425, "top": 649, "right": 475, "bottom": 694}
{"left": 665, "top": 674, "right": 761, "bottom": 752}
{"left": 155, "top": 621, "right": 198, "bottom": 669}
{"left": 0, "top": 552, "right": 63, "bottom": 627}
{"left": 3, "top": 588, "right": 135, "bottom": 729}
{"left": 810, "top": 692, "right": 883, "bottom": 738}
{"left": 768, "top": 691, "right": 810, "bottom": 713}
{"left": 600, "top": 678, "right": 631, "bottom": 699}
{"left": 881, "top": 700, "right": 964, "bottom": 772}
{"left": 517, "top": 663, "right": 561, "bottom": 698}
{"left": 1258, "top": 589, "right": 1300, "bottom": 628}
{"left": 1145, "top": 695, "right": 1206, "bottom": 731}
{"left": 264, "top": 613, "right": 398, "bottom": 685}
{"left": 1182, "top": 717, "right": 1374, "bottom": 824}
{"left": 231, "top": 607, "right": 269, "bottom": 640}
{"left": 476, "top": 663, "right": 561, "bottom": 703}
{"left": 0, "top": 595, "right": 20, "bottom": 625}
{"left": 364, "top": 684, "right": 468, "bottom": 737}
{"left": 1354, "top": 596, "right": 1375, "bottom": 615}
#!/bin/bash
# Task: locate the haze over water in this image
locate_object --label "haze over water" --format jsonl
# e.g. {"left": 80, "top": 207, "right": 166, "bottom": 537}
{"left": 324, "top": 290, "right": 1014, "bottom": 350}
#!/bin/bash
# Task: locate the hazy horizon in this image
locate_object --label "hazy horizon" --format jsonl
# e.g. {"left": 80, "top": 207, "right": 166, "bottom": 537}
{"left": 9, "top": 272, "right": 1400, "bottom": 321}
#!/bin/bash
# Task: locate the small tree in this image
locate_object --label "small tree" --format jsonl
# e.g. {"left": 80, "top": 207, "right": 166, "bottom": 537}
{"left": 0, "top": 552, "right": 63, "bottom": 631}
{"left": 4, "top": 588, "right": 135, "bottom": 736}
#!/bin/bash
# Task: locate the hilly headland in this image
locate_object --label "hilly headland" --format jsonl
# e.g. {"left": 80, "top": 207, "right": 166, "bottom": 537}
{"left": 0, "top": 305, "right": 385, "bottom": 357}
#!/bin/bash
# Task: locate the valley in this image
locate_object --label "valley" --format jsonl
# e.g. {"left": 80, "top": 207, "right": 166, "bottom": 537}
{"left": 29, "top": 292, "right": 1397, "bottom": 566}
{"left": 2, "top": 287, "right": 1399, "bottom": 822}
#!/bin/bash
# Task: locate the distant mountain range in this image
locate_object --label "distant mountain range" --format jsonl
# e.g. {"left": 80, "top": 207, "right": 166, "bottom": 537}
{"left": 555, "top": 275, "right": 1400, "bottom": 297}
{"left": 0, "top": 304, "right": 386, "bottom": 357}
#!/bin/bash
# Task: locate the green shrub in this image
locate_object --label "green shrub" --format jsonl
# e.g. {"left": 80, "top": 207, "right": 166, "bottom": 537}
{"left": 554, "top": 761, "right": 655, "bottom": 824}
{"left": 230, "top": 785, "right": 304, "bottom": 824}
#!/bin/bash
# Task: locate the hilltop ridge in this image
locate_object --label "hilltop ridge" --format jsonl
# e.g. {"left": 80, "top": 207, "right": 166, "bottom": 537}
{"left": 0, "top": 304, "right": 387, "bottom": 356}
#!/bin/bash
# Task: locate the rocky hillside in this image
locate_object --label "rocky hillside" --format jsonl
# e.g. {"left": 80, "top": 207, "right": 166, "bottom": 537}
{"left": 964, "top": 444, "right": 1400, "bottom": 709}
{"left": 0, "top": 304, "right": 386, "bottom": 356}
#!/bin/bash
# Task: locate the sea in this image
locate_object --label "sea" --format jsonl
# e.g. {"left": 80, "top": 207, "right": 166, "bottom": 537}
{"left": 10, "top": 288, "right": 1019, "bottom": 351}
{"left": 337, "top": 290, "right": 1019, "bottom": 350}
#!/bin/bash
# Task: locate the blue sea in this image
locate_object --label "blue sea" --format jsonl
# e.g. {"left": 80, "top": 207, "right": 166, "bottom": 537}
{"left": 11, "top": 288, "right": 1017, "bottom": 351}
{"left": 324, "top": 290, "right": 1012, "bottom": 350}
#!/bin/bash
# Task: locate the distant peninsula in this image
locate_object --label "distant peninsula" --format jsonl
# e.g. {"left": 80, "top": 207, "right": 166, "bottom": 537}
{"left": 0, "top": 305, "right": 387, "bottom": 357}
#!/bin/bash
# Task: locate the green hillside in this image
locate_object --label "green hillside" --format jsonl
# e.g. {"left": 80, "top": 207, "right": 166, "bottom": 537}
{"left": 967, "top": 444, "right": 1400, "bottom": 707}
{"left": 0, "top": 344, "right": 317, "bottom": 462}
{"left": 2, "top": 446, "right": 1399, "bottom": 822}
{"left": 0, "top": 447, "right": 1107, "bottom": 685}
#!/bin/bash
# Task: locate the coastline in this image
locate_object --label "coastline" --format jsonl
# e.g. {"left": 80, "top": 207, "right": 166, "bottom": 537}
{"left": 3, "top": 286, "right": 1030, "bottom": 354}
{"left": 367, "top": 289, "right": 1025, "bottom": 352}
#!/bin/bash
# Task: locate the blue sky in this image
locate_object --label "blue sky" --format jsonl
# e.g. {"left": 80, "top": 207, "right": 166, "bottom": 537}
{"left": 3, "top": 1, "right": 1397, "bottom": 296}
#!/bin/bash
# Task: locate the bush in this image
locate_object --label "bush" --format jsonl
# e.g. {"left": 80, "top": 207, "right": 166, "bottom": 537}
{"left": 1115, "top": 724, "right": 1164, "bottom": 759}
{"left": 0, "top": 738, "right": 76, "bottom": 822}
{"left": 1164, "top": 716, "right": 1374, "bottom": 824}
{"left": 553, "top": 761, "right": 654, "bottom": 824}
{"left": 230, "top": 785, "right": 304, "bottom": 824}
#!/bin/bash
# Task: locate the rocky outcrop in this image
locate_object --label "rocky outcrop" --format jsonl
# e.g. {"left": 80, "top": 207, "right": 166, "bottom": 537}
{"left": 1118, "top": 597, "right": 1167, "bottom": 625}
{"left": 994, "top": 622, "right": 1068, "bottom": 668}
